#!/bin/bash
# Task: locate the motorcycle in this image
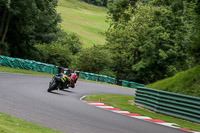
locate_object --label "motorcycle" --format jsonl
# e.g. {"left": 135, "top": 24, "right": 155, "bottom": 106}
{"left": 47, "top": 74, "right": 74, "bottom": 92}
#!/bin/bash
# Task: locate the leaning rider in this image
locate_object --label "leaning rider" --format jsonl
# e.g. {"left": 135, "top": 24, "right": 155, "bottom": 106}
{"left": 56, "top": 72, "right": 78, "bottom": 90}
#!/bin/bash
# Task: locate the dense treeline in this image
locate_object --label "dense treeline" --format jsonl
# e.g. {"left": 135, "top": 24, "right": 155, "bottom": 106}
{"left": 104, "top": 0, "right": 200, "bottom": 83}
{"left": 0, "top": 0, "right": 200, "bottom": 85}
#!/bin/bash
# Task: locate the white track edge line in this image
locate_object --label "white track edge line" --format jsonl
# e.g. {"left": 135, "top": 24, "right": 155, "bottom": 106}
{"left": 112, "top": 111, "right": 130, "bottom": 113}
{"left": 80, "top": 95, "right": 87, "bottom": 101}
{"left": 89, "top": 103, "right": 104, "bottom": 105}
{"left": 97, "top": 106, "right": 114, "bottom": 108}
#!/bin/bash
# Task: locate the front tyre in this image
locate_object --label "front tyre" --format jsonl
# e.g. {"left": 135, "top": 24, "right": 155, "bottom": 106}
{"left": 47, "top": 79, "right": 57, "bottom": 92}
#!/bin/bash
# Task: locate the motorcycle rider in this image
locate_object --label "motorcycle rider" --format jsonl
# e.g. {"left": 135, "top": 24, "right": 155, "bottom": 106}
{"left": 56, "top": 72, "right": 78, "bottom": 90}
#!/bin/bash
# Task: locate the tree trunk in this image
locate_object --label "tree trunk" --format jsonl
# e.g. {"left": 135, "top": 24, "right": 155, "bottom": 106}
{"left": 1, "top": 12, "right": 11, "bottom": 42}
{"left": 0, "top": 8, "right": 7, "bottom": 38}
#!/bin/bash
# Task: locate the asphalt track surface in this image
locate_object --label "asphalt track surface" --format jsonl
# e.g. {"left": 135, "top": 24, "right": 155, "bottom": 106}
{"left": 0, "top": 72, "right": 187, "bottom": 133}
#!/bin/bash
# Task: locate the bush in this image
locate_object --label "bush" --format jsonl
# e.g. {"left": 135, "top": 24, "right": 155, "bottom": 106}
{"left": 76, "top": 45, "right": 114, "bottom": 76}
{"left": 33, "top": 42, "right": 72, "bottom": 68}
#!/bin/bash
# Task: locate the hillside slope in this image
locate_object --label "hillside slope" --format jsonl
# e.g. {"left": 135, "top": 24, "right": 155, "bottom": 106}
{"left": 57, "top": 0, "right": 108, "bottom": 47}
{"left": 146, "top": 65, "right": 200, "bottom": 97}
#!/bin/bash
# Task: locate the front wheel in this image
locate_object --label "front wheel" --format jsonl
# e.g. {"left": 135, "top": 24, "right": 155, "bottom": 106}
{"left": 47, "top": 79, "right": 57, "bottom": 92}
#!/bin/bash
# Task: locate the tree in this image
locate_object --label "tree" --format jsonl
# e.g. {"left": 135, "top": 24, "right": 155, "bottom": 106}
{"left": 107, "top": 0, "right": 138, "bottom": 22}
{"left": 0, "top": 0, "right": 62, "bottom": 57}
{"left": 0, "top": 0, "right": 11, "bottom": 42}
{"left": 106, "top": 3, "right": 188, "bottom": 83}
{"left": 186, "top": 0, "right": 200, "bottom": 65}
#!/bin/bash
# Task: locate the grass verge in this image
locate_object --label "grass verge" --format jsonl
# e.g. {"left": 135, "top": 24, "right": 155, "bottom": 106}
{"left": 83, "top": 94, "right": 200, "bottom": 132}
{"left": 0, "top": 66, "right": 54, "bottom": 77}
{"left": 0, "top": 113, "right": 61, "bottom": 133}
{"left": 146, "top": 65, "right": 200, "bottom": 97}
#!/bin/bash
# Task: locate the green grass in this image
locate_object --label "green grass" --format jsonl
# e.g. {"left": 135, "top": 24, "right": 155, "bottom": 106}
{"left": 83, "top": 94, "right": 200, "bottom": 132}
{"left": 0, "top": 66, "right": 54, "bottom": 77}
{"left": 57, "top": 0, "right": 109, "bottom": 47}
{"left": 0, "top": 113, "right": 61, "bottom": 133}
{"left": 146, "top": 65, "right": 200, "bottom": 97}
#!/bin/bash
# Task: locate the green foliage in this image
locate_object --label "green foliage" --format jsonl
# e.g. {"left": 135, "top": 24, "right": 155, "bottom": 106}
{"left": 107, "top": 0, "right": 138, "bottom": 22}
{"left": 185, "top": 0, "right": 200, "bottom": 65}
{"left": 33, "top": 43, "right": 72, "bottom": 68}
{"left": 0, "top": 0, "right": 62, "bottom": 57}
{"left": 31, "top": 32, "right": 82, "bottom": 68}
{"left": 106, "top": 4, "right": 188, "bottom": 83}
{"left": 31, "top": 0, "right": 62, "bottom": 43}
{"left": 151, "top": 0, "right": 200, "bottom": 68}
{"left": 187, "top": 26, "right": 200, "bottom": 64}
{"left": 105, "top": 0, "right": 200, "bottom": 84}
{"left": 57, "top": 32, "right": 82, "bottom": 55}
{"left": 0, "top": 42, "right": 9, "bottom": 56}
{"left": 76, "top": 45, "right": 114, "bottom": 76}
{"left": 147, "top": 65, "right": 200, "bottom": 97}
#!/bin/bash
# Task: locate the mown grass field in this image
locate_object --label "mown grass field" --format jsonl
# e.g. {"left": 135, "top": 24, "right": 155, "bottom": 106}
{"left": 83, "top": 94, "right": 200, "bottom": 132}
{"left": 57, "top": 0, "right": 108, "bottom": 47}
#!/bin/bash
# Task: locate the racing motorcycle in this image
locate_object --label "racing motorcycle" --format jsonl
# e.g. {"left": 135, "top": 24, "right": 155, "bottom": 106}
{"left": 47, "top": 73, "right": 75, "bottom": 92}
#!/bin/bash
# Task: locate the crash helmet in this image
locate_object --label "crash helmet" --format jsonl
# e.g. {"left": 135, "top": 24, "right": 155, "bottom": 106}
{"left": 68, "top": 73, "right": 77, "bottom": 83}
